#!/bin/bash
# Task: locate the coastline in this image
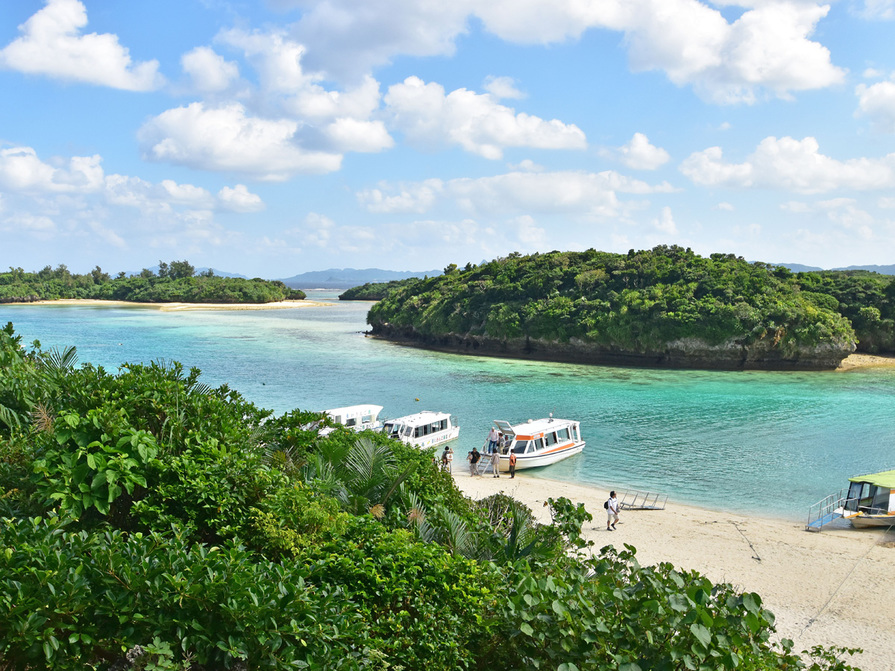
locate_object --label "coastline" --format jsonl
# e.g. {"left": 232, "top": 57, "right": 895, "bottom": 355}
{"left": 3, "top": 298, "right": 331, "bottom": 311}
{"left": 452, "top": 469, "right": 894, "bottom": 671}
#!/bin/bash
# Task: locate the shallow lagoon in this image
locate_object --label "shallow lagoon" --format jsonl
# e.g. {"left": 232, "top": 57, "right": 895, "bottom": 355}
{"left": 4, "top": 291, "right": 894, "bottom": 520}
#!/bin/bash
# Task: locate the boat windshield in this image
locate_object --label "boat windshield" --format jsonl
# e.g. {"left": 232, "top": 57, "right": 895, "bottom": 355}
{"left": 513, "top": 440, "right": 529, "bottom": 454}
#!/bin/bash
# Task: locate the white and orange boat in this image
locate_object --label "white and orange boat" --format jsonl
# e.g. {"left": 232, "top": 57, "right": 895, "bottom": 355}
{"left": 488, "top": 415, "right": 585, "bottom": 471}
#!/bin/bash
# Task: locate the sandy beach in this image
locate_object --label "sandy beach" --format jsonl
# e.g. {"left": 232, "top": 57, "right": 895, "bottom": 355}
{"left": 11, "top": 298, "right": 331, "bottom": 311}
{"left": 453, "top": 470, "right": 894, "bottom": 671}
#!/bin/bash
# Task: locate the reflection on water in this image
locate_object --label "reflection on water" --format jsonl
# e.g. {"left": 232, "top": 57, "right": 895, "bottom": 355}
{"left": 3, "top": 295, "right": 894, "bottom": 520}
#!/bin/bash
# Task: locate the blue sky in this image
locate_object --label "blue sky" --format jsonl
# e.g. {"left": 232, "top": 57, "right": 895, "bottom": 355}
{"left": 1, "top": 0, "right": 894, "bottom": 278}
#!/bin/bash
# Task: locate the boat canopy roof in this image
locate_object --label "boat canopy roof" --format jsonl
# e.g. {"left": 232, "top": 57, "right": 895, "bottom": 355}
{"left": 385, "top": 411, "right": 452, "bottom": 427}
{"left": 494, "top": 417, "right": 576, "bottom": 437}
{"left": 325, "top": 404, "right": 383, "bottom": 418}
{"left": 849, "top": 469, "right": 895, "bottom": 489}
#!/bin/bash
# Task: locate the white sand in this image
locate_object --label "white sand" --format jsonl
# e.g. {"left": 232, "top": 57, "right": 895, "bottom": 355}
{"left": 15, "top": 299, "right": 331, "bottom": 311}
{"left": 453, "top": 469, "right": 894, "bottom": 671}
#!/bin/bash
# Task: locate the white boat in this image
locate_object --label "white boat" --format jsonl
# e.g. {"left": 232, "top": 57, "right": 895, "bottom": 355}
{"left": 489, "top": 416, "right": 584, "bottom": 471}
{"left": 836, "top": 469, "right": 895, "bottom": 529}
{"left": 382, "top": 411, "right": 460, "bottom": 449}
{"left": 320, "top": 404, "right": 384, "bottom": 435}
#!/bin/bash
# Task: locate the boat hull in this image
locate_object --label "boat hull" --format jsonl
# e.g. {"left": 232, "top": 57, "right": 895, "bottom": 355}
{"left": 499, "top": 441, "right": 584, "bottom": 471}
{"left": 847, "top": 513, "right": 895, "bottom": 529}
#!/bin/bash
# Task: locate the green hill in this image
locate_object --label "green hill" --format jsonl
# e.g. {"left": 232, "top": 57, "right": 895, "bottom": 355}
{"left": 366, "top": 246, "right": 895, "bottom": 370}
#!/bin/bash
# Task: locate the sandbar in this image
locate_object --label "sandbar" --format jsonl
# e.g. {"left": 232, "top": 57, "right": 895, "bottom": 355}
{"left": 4, "top": 299, "right": 331, "bottom": 311}
{"left": 836, "top": 352, "right": 895, "bottom": 371}
{"left": 453, "top": 469, "right": 894, "bottom": 671}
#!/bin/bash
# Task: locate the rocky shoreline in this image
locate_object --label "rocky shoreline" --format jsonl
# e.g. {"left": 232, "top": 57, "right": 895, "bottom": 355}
{"left": 368, "top": 324, "right": 855, "bottom": 371}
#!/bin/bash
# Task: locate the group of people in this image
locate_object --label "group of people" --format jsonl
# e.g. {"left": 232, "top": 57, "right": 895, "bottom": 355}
{"left": 464, "top": 443, "right": 517, "bottom": 478}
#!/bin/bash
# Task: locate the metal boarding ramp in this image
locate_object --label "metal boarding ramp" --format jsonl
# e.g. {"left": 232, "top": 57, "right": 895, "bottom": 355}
{"left": 805, "top": 490, "right": 846, "bottom": 532}
{"left": 617, "top": 489, "right": 667, "bottom": 511}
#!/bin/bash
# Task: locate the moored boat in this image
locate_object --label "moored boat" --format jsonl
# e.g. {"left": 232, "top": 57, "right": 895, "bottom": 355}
{"left": 836, "top": 469, "right": 895, "bottom": 528}
{"left": 382, "top": 411, "right": 460, "bottom": 449}
{"left": 320, "top": 404, "right": 384, "bottom": 435}
{"left": 489, "top": 415, "right": 584, "bottom": 471}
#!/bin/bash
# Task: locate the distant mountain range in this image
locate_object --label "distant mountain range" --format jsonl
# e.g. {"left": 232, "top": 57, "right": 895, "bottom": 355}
{"left": 278, "top": 268, "right": 441, "bottom": 289}
{"left": 776, "top": 263, "right": 895, "bottom": 275}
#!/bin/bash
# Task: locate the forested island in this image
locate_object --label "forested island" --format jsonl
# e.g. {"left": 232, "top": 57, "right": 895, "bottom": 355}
{"left": 0, "top": 324, "right": 860, "bottom": 669}
{"left": 367, "top": 246, "right": 895, "bottom": 371}
{"left": 0, "top": 261, "right": 306, "bottom": 304}
{"left": 339, "top": 278, "right": 421, "bottom": 301}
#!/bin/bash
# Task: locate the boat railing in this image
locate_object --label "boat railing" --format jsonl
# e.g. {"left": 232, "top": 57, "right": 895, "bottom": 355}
{"left": 805, "top": 490, "right": 848, "bottom": 532}
{"left": 617, "top": 490, "right": 667, "bottom": 511}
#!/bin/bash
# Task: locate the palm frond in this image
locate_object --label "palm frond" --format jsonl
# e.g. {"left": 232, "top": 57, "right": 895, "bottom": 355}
{"left": 42, "top": 346, "right": 78, "bottom": 374}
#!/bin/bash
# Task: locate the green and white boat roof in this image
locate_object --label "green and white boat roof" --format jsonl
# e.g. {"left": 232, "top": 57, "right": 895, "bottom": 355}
{"left": 849, "top": 469, "right": 895, "bottom": 489}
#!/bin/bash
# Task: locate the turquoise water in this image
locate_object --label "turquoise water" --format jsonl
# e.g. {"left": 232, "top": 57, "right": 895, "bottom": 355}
{"left": 3, "top": 292, "right": 894, "bottom": 521}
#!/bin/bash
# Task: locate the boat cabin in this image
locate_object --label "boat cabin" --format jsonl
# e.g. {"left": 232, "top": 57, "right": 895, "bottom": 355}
{"left": 322, "top": 404, "right": 383, "bottom": 433}
{"left": 383, "top": 411, "right": 460, "bottom": 449}
{"left": 841, "top": 470, "right": 895, "bottom": 527}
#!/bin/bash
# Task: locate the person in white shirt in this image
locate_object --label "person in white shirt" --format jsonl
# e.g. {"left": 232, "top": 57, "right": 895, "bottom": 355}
{"left": 606, "top": 491, "right": 619, "bottom": 531}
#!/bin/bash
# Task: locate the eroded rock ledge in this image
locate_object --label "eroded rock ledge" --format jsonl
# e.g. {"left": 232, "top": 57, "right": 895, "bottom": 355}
{"left": 369, "top": 324, "right": 855, "bottom": 371}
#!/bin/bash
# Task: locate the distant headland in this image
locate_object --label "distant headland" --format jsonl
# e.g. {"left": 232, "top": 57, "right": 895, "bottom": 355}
{"left": 0, "top": 261, "right": 306, "bottom": 305}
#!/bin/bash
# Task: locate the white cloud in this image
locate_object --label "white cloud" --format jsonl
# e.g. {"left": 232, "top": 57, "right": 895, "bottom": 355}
{"left": 181, "top": 46, "right": 239, "bottom": 93}
{"left": 604, "top": 133, "right": 671, "bottom": 170}
{"left": 782, "top": 198, "right": 876, "bottom": 238}
{"left": 855, "top": 80, "right": 895, "bottom": 132}
{"left": 716, "top": 202, "right": 735, "bottom": 211}
{"left": 0, "top": 212, "right": 57, "bottom": 235}
{"left": 653, "top": 206, "right": 678, "bottom": 234}
{"left": 0, "top": 0, "right": 163, "bottom": 91}
{"left": 323, "top": 118, "right": 394, "bottom": 153}
{"left": 484, "top": 75, "right": 525, "bottom": 99}
{"left": 218, "top": 28, "right": 311, "bottom": 95}
{"left": 0, "top": 147, "right": 104, "bottom": 193}
{"left": 160, "top": 180, "right": 215, "bottom": 208}
{"left": 277, "top": 1, "right": 844, "bottom": 103}
{"left": 360, "top": 169, "right": 673, "bottom": 219}
{"left": 680, "top": 137, "right": 895, "bottom": 193}
{"left": 385, "top": 76, "right": 586, "bottom": 159}
{"left": 88, "top": 221, "right": 127, "bottom": 249}
{"left": 508, "top": 159, "right": 544, "bottom": 172}
{"left": 217, "top": 185, "right": 265, "bottom": 213}
{"left": 288, "top": 1, "right": 472, "bottom": 80}
{"left": 137, "top": 102, "right": 343, "bottom": 180}
{"left": 356, "top": 179, "right": 444, "bottom": 213}
{"left": 856, "top": 0, "right": 895, "bottom": 20}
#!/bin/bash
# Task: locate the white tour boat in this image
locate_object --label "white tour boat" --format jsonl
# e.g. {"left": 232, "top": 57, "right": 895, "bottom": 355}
{"left": 320, "top": 404, "right": 384, "bottom": 435}
{"left": 836, "top": 469, "right": 895, "bottom": 529}
{"left": 490, "top": 415, "right": 585, "bottom": 471}
{"left": 382, "top": 411, "right": 460, "bottom": 449}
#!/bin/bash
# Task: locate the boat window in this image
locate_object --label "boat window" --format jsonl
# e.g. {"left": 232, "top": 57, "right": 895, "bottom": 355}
{"left": 439, "top": 419, "right": 447, "bottom": 431}
{"left": 414, "top": 426, "right": 422, "bottom": 438}
{"left": 403, "top": 426, "right": 413, "bottom": 438}
{"left": 362, "top": 414, "right": 373, "bottom": 424}
{"left": 532, "top": 438, "right": 544, "bottom": 452}
{"left": 557, "top": 428, "right": 570, "bottom": 441}
{"left": 346, "top": 418, "right": 357, "bottom": 427}
{"left": 544, "top": 432, "right": 557, "bottom": 447}
{"left": 333, "top": 415, "right": 342, "bottom": 424}
{"left": 513, "top": 441, "right": 529, "bottom": 454}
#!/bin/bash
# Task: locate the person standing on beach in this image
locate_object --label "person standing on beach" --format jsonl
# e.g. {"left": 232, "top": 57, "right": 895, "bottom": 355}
{"left": 468, "top": 447, "right": 481, "bottom": 475}
{"left": 490, "top": 449, "right": 500, "bottom": 477}
{"left": 508, "top": 451, "right": 517, "bottom": 478}
{"left": 606, "top": 491, "right": 619, "bottom": 531}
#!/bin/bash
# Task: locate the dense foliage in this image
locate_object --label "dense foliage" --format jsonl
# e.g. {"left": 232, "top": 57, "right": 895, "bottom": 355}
{"left": 0, "top": 323, "right": 862, "bottom": 670}
{"left": 795, "top": 270, "right": 895, "bottom": 354}
{"left": 339, "top": 278, "right": 421, "bottom": 301}
{"left": 368, "top": 247, "right": 895, "bottom": 366}
{"left": 0, "top": 262, "right": 305, "bottom": 304}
